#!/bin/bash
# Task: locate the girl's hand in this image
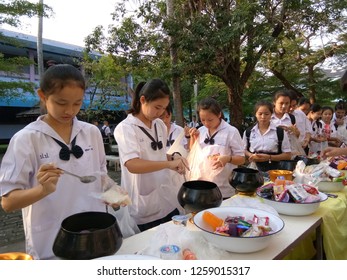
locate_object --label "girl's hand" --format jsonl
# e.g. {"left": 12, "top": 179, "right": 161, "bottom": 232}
{"left": 169, "top": 158, "right": 186, "bottom": 174}
{"left": 36, "top": 163, "right": 62, "bottom": 195}
{"left": 189, "top": 127, "right": 199, "bottom": 140}
{"left": 249, "top": 153, "right": 268, "bottom": 162}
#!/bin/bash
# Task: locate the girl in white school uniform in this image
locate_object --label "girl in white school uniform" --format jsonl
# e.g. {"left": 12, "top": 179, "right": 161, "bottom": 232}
{"left": 114, "top": 79, "right": 187, "bottom": 232}
{"left": 187, "top": 97, "right": 245, "bottom": 199}
{"left": 270, "top": 89, "right": 303, "bottom": 157}
{"left": 243, "top": 100, "right": 291, "bottom": 172}
{"left": 0, "top": 65, "right": 137, "bottom": 259}
{"left": 159, "top": 103, "right": 188, "bottom": 152}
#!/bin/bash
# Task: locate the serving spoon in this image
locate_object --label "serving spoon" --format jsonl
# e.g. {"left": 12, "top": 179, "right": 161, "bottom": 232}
{"left": 58, "top": 168, "right": 97, "bottom": 183}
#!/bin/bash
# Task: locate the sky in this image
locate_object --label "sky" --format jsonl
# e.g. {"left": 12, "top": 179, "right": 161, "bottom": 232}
{"left": 3, "top": 0, "right": 127, "bottom": 47}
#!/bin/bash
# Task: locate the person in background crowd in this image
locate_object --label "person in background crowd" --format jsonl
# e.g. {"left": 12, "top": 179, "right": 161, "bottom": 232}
{"left": 101, "top": 120, "right": 112, "bottom": 144}
{"left": 243, "top": 100, "right": 291, "bottom": 172}
{"left": 297, "top": 97, "right": 311, "bottom": 115}
{"left": 322, "top": 69, "right": 347, "bottom": 157}
{"left": 114, "top": 79, "right": 187, "bottom": 232}
{"left": 320, "top": 106, "right": 341, "bottom": 148}
{"left": 189, "top": 115, "right": 200, "bottom": 128}
{"left": 187, "top": 97, "right": 245, "bottom": 199}
{"left": 333, "top": 100, "right": 347, "bottom": 145}
{"left": 270, "top": 89, "right": 303, "bottom": 158}
{"left": 289, "top": 93, "right": 312, "bottom": 153}
{"left": 0, "top": 64, "right": 136, "bottom": 259}
{"left": 159, "top": 104, "right": 188, "bottom": 152}
{"left": 307, "top": 103, "right": 326, "bottom": 155}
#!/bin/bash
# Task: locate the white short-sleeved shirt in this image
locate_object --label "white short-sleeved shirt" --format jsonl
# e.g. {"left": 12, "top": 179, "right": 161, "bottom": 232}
{"left": 0, "top": 116, "right": 107, "bottom": 259}
{"left": 191, "top": 119, "right": 244, "bottom": 198}
{"left": 293, "top": 109, "right": 313, "bottom": 143}
{"left": 271, "top": 113, "right": 305, "bottom": 156}
{"left": 114, "top": 114, "right": 178, "bottom": 225}
{"left": 242, "top": 123, "right": 291, "bottom": 154}
{"left": 335, "top": 119, "right": 347, "bottom": 144}
{"left": 165, "top": 123, "right": 188, "bottom": 152}
{"left": 309, "top": 120, "right": 326, "bottom": 154}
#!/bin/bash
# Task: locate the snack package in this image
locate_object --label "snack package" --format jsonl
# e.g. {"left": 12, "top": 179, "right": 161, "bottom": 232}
{"left": 286, "top": 184, "right": 309, "bottom": 203}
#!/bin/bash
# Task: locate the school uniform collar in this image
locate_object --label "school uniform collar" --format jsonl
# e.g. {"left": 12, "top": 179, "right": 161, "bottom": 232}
{"left": 271, "top": 112, "right": 291, "bottom": 122}
{"left": 26, "top": 115, "right": 83, "bottom": 143}
{"left": 125, "top": 113, "right": 163, "bottom": 129}
{"left": 251, "top": 122, "right": 277, "bottom": 135}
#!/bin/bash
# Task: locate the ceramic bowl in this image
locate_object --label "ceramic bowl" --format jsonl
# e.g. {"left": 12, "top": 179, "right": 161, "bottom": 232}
{"left": 177, "top": 180, "right": 223, "bottom": 214}
{"left": 256, "top": 191, "right": 328, "bottom": 216}
{"left": 316, "top": 170, "right": 346, "bottom": 192}
{"left": 53, "top": 211, "right": 123, "bottom": 260}
{"left": 316, "top": 181, "right": 345, "bottom": 192}
{"left": 193, "top": 206, "right": 284, "bottom": 253}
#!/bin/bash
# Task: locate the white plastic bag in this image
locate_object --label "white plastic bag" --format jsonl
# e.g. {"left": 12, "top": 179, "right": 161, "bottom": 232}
{"left": 186, "top": 141, "right": 223, "bottom": 181}
{"left": 247, "top": 161, "right": 258, "bottom": 170}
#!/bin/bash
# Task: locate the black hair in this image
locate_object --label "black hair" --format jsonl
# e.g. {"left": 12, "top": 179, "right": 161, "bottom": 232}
{"left": 335, "top": 100, "right": 346, "bottom": 111}
{"left": 310, "top": 103, "right": 322, "bottom": 113}
{"left": 298, "top": 97, "right": 311, "bottom": 106}
{"left": 165, "top": 103, "right": 173, "bottom": 115}
{"left": 198, "top": 97, "right": 222, "bottom": 117}
{"left": 127, "top": 79, "right": 170, "bottom": 115}
{"left": 254, "top": 100, "right": 273, "bottom": 116}
{"left": 272, "top": 89, "right": 291, "bottom": 102}
{"left": 40, "top": 64, "right": 85, "bottom": 97}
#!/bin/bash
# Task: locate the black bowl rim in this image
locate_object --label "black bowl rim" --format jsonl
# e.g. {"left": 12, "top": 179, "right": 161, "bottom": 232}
{"left": 60, "top": 211, "right": 117, "bottom": 234}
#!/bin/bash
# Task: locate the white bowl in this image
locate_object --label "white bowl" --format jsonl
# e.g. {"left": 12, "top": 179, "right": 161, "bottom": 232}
{"left": 317, "top": 181, "right": 345, "bottom": 192}
{"left": 256, "top": 191, "right": 328, "bottom": 216}
{"left": 193, "top": 206, "right": 284, "bottom": 253}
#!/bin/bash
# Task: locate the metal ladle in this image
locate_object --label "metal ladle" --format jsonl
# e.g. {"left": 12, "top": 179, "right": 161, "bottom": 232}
{"left": 58, "top": 168, "right": 97, "bottom": 183}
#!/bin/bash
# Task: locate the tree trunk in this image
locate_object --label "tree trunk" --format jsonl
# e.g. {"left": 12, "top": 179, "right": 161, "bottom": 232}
{"left": 167, "top": 0, "right": 184, "bottom": 127}
{"left": 37, "top": 0, "right": 44, "bottom": 79}
{"left": 227, "top": 86, "right": 243, "bottom": 131}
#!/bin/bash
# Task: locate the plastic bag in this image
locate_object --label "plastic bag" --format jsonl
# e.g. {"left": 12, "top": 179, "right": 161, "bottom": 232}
{"left": 186, "top": 141, "right": 223, "bottom": 181}
{"left": 247, "top": 161, "right": 258, "bottom": 170}
{"left": 138, "top": 223, "right": 230, "bottom": 259}
{"left": 288, "top": 134, "right": 306, "bottom": 158}
{"left": 91, "top": 174, "right": 140, "bottom": 238}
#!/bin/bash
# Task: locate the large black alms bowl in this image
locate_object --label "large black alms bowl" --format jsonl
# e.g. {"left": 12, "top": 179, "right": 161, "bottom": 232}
{"left": 177, "top": 180, "right": 223, "bottom": 214}
{"left": 229, "top": 167, "right": 264, "bottom": 194}
{"left": 53, "top": 211, "right": 123, "bottom": 260}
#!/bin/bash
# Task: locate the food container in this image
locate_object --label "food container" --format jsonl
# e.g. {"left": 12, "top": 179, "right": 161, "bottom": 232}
{"left": 316, "top": 181, "right": 345, "bottom": 192}
{"left": 159, "top": 245, "right": 181, "bottom": 260}
{"left": 177, "top": 180, "right": 222, "bottom": 214}
{"left": 53, "top": 211, "right": 123, "bottom": 260}
{"left": 193, "top": 206, "right": 284, "bottom": 253}
{"left": 268, "top": 170, "right": 293, "bottom": 182}
{"left": 256, "top": 191, "right": 328, "bottom": 216}
{"left": 0, "top": 252, "right": 33, "bottom": 260}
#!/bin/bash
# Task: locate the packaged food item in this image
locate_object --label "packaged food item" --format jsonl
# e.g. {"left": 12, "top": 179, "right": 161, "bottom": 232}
{"left": 202, "top": 211, "right": 224, "bottom": 230}
{"left": 160, "top": 245, "right": 181, "bottom": 260}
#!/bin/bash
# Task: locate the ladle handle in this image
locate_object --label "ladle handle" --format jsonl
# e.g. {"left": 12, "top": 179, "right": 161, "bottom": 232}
{"left": 58, "top": 168, "right": 80, "bottom": 179}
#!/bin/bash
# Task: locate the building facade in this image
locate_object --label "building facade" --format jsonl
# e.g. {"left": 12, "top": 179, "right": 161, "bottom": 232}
{"left": 0, "top": 29, "right": 131, "bottom": 143}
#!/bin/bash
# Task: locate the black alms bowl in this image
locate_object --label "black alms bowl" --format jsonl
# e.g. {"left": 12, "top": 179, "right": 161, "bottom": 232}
{"left": 229, "top": 167, "right": 264, "bottom": 193}
{"left": 177, "top": 180, "right": 223, "bottom": 213}
{"left": 53, "top": 211, "right": 123, "bottom": 260}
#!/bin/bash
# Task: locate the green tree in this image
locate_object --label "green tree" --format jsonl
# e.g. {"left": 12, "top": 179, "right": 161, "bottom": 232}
{"left": 86, "top": 0, "right": 347, "bottom": 128}
{"left": 0, "top": 0, "right": 51, "bottom": 100}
